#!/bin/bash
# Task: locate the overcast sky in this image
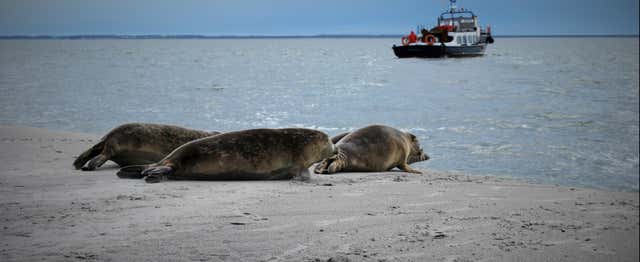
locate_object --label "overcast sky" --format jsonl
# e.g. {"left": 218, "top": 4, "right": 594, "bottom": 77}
{"left": 0, "top": 0, "right": 638, "bottom": 36}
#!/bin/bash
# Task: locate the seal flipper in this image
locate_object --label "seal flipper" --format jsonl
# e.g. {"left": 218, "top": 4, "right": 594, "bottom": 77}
{"left": 73, "top": 140, "right": 105, "bottom": 170}
{"left": 326, "top": 159, "right": 343, "bottom": 174}
{"left": 313, "top": 159, "right": 330, "bottom": 174}
{"left": 142, "top": 166, "right": 174, "bottom": 183}
{"left": 398, "top": 163, "right": 422, "bottom": 174}
{"left": 117, "top": 165, "right": 148, "bottom": 179}
{"left": 314, "top": 149, "right": 347, "bottom": 174}
{"left": 82, "top": 154, "right": 109, "bottom": 171}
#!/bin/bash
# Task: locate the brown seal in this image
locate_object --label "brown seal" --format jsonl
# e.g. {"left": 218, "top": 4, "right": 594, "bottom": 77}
{"left": 314, "top": 125, "right": 429, "bottom": 174}
{"left": 73, "top": 123, "right": 219, "bottom": 171}
{"left": 116, "top": 128, "right": 336, "bottom": 183}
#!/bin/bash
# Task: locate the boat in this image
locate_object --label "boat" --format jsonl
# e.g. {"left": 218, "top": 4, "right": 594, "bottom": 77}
{"left": 392, "top": 0, "right": 494, "bottom": 58}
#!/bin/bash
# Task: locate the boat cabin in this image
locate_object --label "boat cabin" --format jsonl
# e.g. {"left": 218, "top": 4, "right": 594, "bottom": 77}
{"left": 438, "top": 10, "right": 478, "bottom": 33}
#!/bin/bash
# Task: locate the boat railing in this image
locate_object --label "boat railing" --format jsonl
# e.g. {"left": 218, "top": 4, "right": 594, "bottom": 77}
{"left": 439, "top": 10, "right": 476, "bottom": 19}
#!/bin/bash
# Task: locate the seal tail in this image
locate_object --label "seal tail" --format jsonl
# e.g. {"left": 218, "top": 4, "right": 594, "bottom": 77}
{"left": 117, "top": 165, "right": 148, "bottom": 179}
{"left": 73, "top": 140, "right": 105, "bottom": 170}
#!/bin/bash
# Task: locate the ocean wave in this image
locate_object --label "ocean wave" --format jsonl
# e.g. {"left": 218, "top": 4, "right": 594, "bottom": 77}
{"left": 494, "top": 122, "right": 533, "bottom": 130}
{"left": 467, "top": 142, "right": 519, "bottom": 155}
{"left": 436, "top": 126, "right": 472, "bottom": 134}
{"left": 534, "top": 112, "right": 581, "bottom": 121}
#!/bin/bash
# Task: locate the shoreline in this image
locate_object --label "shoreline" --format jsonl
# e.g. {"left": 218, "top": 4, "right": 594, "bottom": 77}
{"left": 0, "top": 125, "right": 638, "bottom": 261}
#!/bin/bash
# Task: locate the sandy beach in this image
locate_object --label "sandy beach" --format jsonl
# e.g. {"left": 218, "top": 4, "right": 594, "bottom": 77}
{"left": 0, "top": 125, "right": 637, "bottom": 262}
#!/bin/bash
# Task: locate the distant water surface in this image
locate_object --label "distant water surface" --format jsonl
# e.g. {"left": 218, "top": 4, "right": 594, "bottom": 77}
{"left": 1, "top": 37, "right": 638, "bottom": 191}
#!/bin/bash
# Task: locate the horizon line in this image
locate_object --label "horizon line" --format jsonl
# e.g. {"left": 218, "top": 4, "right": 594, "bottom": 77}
{"left": 0, "top": 33, "right": 638, "bottom": 39}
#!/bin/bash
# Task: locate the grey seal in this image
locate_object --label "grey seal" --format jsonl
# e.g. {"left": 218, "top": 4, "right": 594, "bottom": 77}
{"left": 74, "top": 123, "right": 219, "bottom": 171}
{"left": 117, "top": 128, "right": 336, "bottom": 183}
{"left": 314, "top": 125, "right": 429, "bottom": 174}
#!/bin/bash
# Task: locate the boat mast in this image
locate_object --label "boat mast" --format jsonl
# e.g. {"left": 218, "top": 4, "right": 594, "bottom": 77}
{"left": 448, "top": 0, "right": 457, "bottom": 13}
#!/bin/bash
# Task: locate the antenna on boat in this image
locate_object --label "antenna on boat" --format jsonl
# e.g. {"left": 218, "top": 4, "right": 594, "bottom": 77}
{"left": 449, "top": 0, "right": 457, "bottom": 13}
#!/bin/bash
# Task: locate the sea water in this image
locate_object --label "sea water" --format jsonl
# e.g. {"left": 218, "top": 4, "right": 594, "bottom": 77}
{"left": 1, "top": 37, "right": 638, "bottom": 191}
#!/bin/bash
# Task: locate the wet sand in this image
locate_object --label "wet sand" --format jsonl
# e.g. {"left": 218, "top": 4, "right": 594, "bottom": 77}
{"left": 0, "top": 125, "right": 638, "bottom": 261}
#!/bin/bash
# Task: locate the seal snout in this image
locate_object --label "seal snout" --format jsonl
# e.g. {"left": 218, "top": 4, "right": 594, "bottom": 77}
{"left": 418, "top": 146, "right": 430, "bottom": 161}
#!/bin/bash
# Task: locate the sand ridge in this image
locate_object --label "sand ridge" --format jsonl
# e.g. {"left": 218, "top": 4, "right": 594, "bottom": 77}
{"left": 0, "top": 125, "right": 638, "bottom": 261}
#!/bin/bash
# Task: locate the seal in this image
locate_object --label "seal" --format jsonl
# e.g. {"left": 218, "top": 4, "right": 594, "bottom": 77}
{"left": 314, "top": 125, "right": 430, "bottom": 174}
{"left": 116, "top": 128, "right": 336, "bottom": 183}
{"left": 73, "top": 123, "right": 219, "bottom": 171}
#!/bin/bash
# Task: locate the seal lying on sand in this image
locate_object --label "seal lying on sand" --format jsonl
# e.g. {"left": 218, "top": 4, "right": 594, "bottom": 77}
{"left": 74, "top": 123, "right": 219, "bottom": 171}
{"left": 314, "top": 125, "right": 429, "bottom": 174}
{"left": 117, "top": 128, "right": 336, "bottom": 183}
